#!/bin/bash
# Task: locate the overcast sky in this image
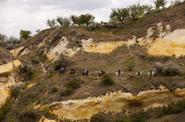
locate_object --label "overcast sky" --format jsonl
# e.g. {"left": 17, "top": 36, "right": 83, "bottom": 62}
{"left": 0, "top": 0, "right": 176, "bottom": 38}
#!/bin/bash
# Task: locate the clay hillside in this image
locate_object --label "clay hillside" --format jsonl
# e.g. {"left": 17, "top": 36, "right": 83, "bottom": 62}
{"left": 1, "top": 1, "right": 185, "bottom": 122}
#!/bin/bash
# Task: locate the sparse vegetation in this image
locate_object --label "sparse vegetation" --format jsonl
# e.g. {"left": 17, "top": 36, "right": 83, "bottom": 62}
{"left": 70, "top": 14, "right": 95, "bottom": 26}
{"left": 124, "top": 57, "right": 135, "bottom": 71}
{"left": 47, "top": 19, "right": 57, "bottom": 28}
{"left": 19, "top": 64, "right": 34, "bottom": 80}
{"left": 110, "top": 8, "right": 129, "bottom": 22}
{"left": 61, "top": 78, "right": 81, "bottom": 96}
{"left": 129, "top": 4, "right": 152, "bottom": 20}
{"left": 20, "top": 30, "right": 31, "bottom": 40}
{"left": 154, "top": 0, "right": 167, "bottom": 9}
{"left": 91, "top": 111, "right": 148, "bottom": 122}
{"left": 17, "top": 105, "right": 41, "bottom": 122}
{"left": 155, "top": 100, "right": 185, "bottom": 117}
{"left": 153, "top": 62, "right": 181, "bottom": 76}
{"left": 56, "top": 17, "right": 71, "bottom": 28}
{"left": 53, "top": 55, "right": 68, "bottom": 71}
{"left": 0, "top": 99, "right": 12, "bottom": 121}
{"left": 102, "top": 75, "right": 114, "bottom": 86}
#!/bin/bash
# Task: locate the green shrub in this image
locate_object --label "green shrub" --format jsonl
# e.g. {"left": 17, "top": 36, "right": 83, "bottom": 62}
{"left": 20, "top": 30, "right": 31, "bottom": 40}
{"left": 70, "top": 14, "right": 95, "bottom": 26}
{"left": 102, "top": 75, "right": 114, "bottom": 86}
{"left": 0, "top": 99, "right": 12, "bottom": 121}
{"left": 47, "top": 19, "right": 57, "bottom": 28}
{"left": 128, "top": 4, "right": 152, "bottom": 20}
{"left": 56, "top": 17, "right": 71, "bottom": 28}
{"left": 116, "top": 112, "right": 147, "bottom": 122}
{"left": 156, "top": 100, "right": 185, "bottom": 117}
{"left": 18, "top": 105, "right": 41, "bottom": 122}
{"left": 124, "top": 57, "right": 135, "bottom": 71}
{"left": 19, "top": 64, "right": 34, "bottom": 80}
{"left": 110, "top": 8, "right": 129, "bottom": 22}
{"left": 53, "top": 55, "right": 68, "bottom": 71}
{"left": 66, "top": 79, "right": 81, "bottom": 89}
{"left": 154, "top": 0, "right": 167, "bottom": 9}
{"left": 61, "top": 79, "right": 81, "bottom": 96}
{"left": 50, "top": 87, "right": 58, "bottom": 93}
{"left": 10, "top": 88, "right": 21, "bottom": 99}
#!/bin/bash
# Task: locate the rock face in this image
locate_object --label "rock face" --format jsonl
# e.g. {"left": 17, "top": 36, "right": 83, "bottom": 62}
{"left": 48, "top": 87, "right": 185, "bottom": 121}
{"left": 0, "top": 60, "right": 22, "bottom": 76}
{"left": 47, "top": 36, "right": 81, "bottom": 61}
{"left": 148, "top": 29, "right": 185, "bottom": 57}
{"left": 0, "top": 82, "right": 10, "bottom": 107}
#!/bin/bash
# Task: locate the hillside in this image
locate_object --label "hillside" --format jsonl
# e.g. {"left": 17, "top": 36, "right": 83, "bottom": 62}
{"left": 1, "top": 2, "right": 185, "bottom": 122}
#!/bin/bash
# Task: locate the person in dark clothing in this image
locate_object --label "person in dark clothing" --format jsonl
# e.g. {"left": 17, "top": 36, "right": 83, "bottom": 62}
{"left": 70, "top": 69, "right": 76, "bottom": 75}
{"left": 60, "top": 66, "right": 66, "bottom": 74}
{"left": 82, "top": 69, "right": 89, "bottom": 77}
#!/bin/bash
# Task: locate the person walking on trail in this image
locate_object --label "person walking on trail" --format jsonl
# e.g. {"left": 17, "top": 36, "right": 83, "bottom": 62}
{"left": 98, "top": 70, "right": 106, "bottom": 77}
{"left": 82, "top": 69, "right": 89, "bottom": 77}
{"left": 70, "top": 69, "right": 76, "bottom": 75}
{"left": 60, "top": 66, "right": 65, "bottom": 74}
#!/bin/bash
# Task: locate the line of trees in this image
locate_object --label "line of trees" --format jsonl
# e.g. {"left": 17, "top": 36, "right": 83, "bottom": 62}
{"left": 0, "top": 29, "right": 32, "bottom": 43}
{"left": 46, "top": 0, "right": 173, "bottom": 28}
{"left": 47, "top": 14, "right": 95, "bottom": 28}
{"left": 1, "top": 0, "right": 184, "bottom": 44}
{"left": 110, "top": 0, "right": 168, "bottom": 23}
{"left": 0, "top": 33, "right": 18, "bottom": 43}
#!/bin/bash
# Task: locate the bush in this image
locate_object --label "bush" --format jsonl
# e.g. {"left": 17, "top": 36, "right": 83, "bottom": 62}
{"left": 70, "top": 14, "right": 95, "bottom": 26}
{"left": 110, "top": 8, "right": 129, "bottom": 22}
{"left": 20, "top": 30, "right": 31, "bottom": 40}
{"left": 102, "top": 75, "right": 114, "bottom": 86}
{"left": 56, "top": 17, "right": 71, "bottom": 28}
{"left": 156, "top": 100, "right": 185, "bottom": 117}
{"left": 152, "top": 62, "right": 181, "bottom": 76}
{"left": 19, "top": 64, "right": 34, "bottom": 80}
{"left": 124, "top": 57, "right": 135, "bottom": 71}
{"left": 91, "top": 112, "right": 147, "bottom": 122}
{"left": 10, "top": 88, "right": 21, "bottom": 99}
{"left": 18, "top": 105, "right": 41, "bottom": 122}
{"left": 53, "top": 55, "right": 68, "bottom": 71}
{"left": 47, "top": 19, "right": 57, "bottom": 28}
{"left": 61, "top": 79, "right": 81, "bottom": 96}
{"left": 154, "top": 0, "right": 167, "bottom": 9}
{"left": 110, "top": 4, "right": 152, "bottom": 22}
{"left": 0, "top": 99, "right": 12, "bottom": 121}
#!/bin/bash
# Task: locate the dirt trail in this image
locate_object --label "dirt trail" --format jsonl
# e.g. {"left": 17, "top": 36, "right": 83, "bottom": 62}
{"left": 48, "top": 87, "right": 185, "bottom": 121}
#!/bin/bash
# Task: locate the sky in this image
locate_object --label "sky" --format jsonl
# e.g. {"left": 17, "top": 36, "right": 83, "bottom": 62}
{"left": 0, "top": 0, "right": 176, "bottom": 38}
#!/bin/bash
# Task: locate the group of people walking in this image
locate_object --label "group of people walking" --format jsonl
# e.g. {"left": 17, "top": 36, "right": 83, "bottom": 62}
{"left": 59, "top": 66, "right": 123, "bottom": 77}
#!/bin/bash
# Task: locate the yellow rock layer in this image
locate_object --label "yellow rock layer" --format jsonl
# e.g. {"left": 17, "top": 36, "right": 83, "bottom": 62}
{"left": 83, "top": 41, "right": 127, "bottom": 54}
{"left": 49, "top": 88, "right": 185, "bottom": 121}
{"left": 148, "top": 39, "right": 185, "bottom": 57}
{"left": 0, "top": 60, "right": 22, "bottom": 75}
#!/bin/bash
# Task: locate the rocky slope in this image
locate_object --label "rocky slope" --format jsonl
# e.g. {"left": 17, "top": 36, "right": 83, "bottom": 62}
{"left": 1, "top": 2, "right": 185, "bottom": 122}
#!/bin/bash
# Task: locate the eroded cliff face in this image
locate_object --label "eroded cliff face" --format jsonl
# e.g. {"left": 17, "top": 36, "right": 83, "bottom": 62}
{"left": 0, "top": 60, "right": 22, "bottom": 75}
{"left": 0, "top": 58, "right": 22, "bottom": 107}
{"left": 45, "top": 87, "right": 185, "bottom": 121}
{"left": 148, "top": 30, "right": 185, "bottom": 57}
{"left": 47, "top": 37, "right": 81, "bottom": 61}
{"left": 11, "top": 28, "right": 185, "bottom": 62}
{"left": 0, "top": 82, "right": 10, "bottom": 107}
